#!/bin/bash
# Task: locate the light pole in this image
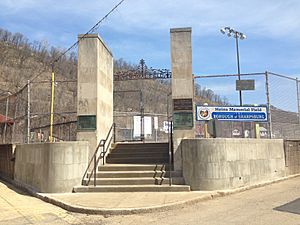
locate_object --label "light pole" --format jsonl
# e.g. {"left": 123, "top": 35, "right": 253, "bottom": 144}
{"left": 220, "top": 27, "right": 246, "bottom": 106}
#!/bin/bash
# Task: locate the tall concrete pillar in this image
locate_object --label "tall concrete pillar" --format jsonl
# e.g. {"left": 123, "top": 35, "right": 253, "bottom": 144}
{"left": 77, "top": 34, "right": 113, "bottom": 161}
{"left": 170, "top": 28, "right": 195, "bottom": 171}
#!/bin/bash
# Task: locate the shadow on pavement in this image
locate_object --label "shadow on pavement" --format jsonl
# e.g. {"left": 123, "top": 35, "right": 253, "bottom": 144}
{"left": 274, "top": 197, "right": 300, "bottom": 215}
{"left": 0, "top": 176, "right": 32, "bottom": 197}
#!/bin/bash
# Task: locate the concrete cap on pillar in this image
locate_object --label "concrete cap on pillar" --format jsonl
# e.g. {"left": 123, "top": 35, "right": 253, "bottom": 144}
{"left": 170, "top": 27, "right": 192, "bottom": 33}
{"left": 78, "top": 33, "right": 113, "bottom": 57}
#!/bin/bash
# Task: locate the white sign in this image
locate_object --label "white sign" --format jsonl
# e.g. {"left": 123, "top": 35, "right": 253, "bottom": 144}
{"left": 144, "top": 116, "right": 152, "bottom": 135}
{"left": 154, "top": 117, "right": 158, "bottom": 130}
{"left": 260, "top": 127, "right": 268, "bottom": 137}
{"left": 133, "top": 116, "right": 153, "bottom": 137}
{"left": 196, "top": 106, "right": 268, "bottom": 122}
{"left": 163, "top": 121, "right": 172, "bottom": 133}
{"left": 133, "top": 116, "right": 141, "bottom": 137}
{"left": 232, "top": 128, "right": 241, "bottom": 136}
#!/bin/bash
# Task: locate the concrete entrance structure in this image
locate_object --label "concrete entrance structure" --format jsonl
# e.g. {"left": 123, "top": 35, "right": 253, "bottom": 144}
{"left": 77, "top": 34, "right": 113, "bottom": 160}
{"left": 170, "top": 28, "right": 195, "bottom": 171}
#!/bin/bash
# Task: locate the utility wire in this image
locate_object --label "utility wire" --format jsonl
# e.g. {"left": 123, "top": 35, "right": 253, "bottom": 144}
{"left": 14, "top": 0, "right": 125, "bottom": 94}
{"left": 52, "top": 0, "right": 125, "bottom": 65}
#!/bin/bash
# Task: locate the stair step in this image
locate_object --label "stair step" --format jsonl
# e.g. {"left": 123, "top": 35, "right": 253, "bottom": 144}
{"left": 112, "top": 143, "right": 168, "bottom": 149}
{"left": 110, "top": 148, "right": 168, "bottom": 153}
{"left": 107, "top": 152, "right": 169, "bottom": 158}
{"left": 87, "top": 171, "right": 167, "bottom": 178}
{"left": 98, "top": 164, "right": 169, "bottom": 171}
{"left": 82, "top": 177, "right": 170, "bottom": 185}
{"left": 106, "top": 157, "right": 169, "bottom": 164}
{"left": 73, "top": 185, "right": 190, "bottom": 192}
{"left": 84, "top": 177, "right": 185, "bottom": 185}
{"left": 87, "top": 170, "right": 182, "bottom": 178}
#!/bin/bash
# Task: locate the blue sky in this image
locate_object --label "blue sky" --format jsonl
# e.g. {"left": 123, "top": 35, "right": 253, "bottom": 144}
{"left": 1, "top": 0, "right": 300, "bottom": 108}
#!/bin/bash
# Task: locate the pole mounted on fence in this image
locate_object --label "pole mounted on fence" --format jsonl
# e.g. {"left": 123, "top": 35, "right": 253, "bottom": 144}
{"left": 49, "top": 63, "right": 55, "bottom": 143}
{"left": 296, "top": 78, "right": 300, "bottom": 125}
{"left": 220, "top": 27, "right": 246, "bottom": 106}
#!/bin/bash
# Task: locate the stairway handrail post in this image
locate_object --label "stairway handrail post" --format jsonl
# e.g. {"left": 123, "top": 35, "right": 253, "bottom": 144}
{"left": 113, "top": 122, "right": 116, "bottom": 143}
{"left": 102, "top": 140, "right": 106, "bottom": 165}
{"left": 93, "top": 154, "right": 96, "bottom": 186}
{"left": 81, "top": 123, "right": 115, "bottom": 186}
{"left": 168, "top": 120, "right": 173, "bottom": 186}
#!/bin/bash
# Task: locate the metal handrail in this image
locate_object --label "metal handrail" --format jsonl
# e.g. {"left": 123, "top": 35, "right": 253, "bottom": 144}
{"left": 168, "top": 120, "right": 173, "bottom": 186}
{"left": 81, "top": 123, "right": 116, "bottom": 186}
{"left": 166, "top": 91, "right": 173, "bottom": 186}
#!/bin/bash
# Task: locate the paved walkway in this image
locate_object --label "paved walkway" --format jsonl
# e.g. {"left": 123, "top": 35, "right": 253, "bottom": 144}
{"left": 0, "top": 180, "right": 82, "bottom": 225}
{"left": 44, "top": 190, "right": 212, "bottom": 213}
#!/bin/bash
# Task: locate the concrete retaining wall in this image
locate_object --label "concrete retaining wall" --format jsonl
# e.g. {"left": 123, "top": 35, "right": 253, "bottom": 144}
{"left": 284, "top": 140, "right": 300, "bottom": 175}
{"left": 181, "top": 139, "right": 286, "bottom": 190}
{"left": 0, "top": 144, "right": 15, "bottom": 179}
{"left": 14, "top": 141, "right": 89, "bottom": 193}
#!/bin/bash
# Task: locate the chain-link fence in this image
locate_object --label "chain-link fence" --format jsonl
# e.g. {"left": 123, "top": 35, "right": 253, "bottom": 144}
{"left": 194, "top": 71, "right": 300, "bottom": 139}
{"left": 0, "top": 78, "right": 77, "bottom": 144}
{"left": 0, "top": 77, "right": 172, "bottom": 144}
{"left": 29, "top": 79, "right": 77, "bottom": 142}
{"left": 268, "top": 72, "right": 300, "bottom": 138}
{"left": 2, "top": 70, "right": 299, "bottom": 144}
{"left": 0, "top": 85, "right": 28, "bottom": 144}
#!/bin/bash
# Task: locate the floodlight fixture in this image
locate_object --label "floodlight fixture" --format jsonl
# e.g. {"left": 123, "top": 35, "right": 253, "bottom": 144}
{"left": 220, "top": 27, "right": 246, "bottom": 41}
{"left": 240, "top": 34, "right": 247, "bottom": 40}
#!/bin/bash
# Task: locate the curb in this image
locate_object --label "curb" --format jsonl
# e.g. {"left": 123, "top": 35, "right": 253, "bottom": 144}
{"left": 1, "top": 173, "right": 300, "bottom": 215}
{"left": 37, "top": 193, "right": 216, "bottom": 215}
{"left": 216, "top": 173, "right": 300, "bottom": 197}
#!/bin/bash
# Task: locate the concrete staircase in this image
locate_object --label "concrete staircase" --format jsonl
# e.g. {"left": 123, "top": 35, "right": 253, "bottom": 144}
{"left": 73, "top": 143, "right": 190, "bottom": 192}
{"left": 106, "top": 142, "right": 169, "bottom": 164}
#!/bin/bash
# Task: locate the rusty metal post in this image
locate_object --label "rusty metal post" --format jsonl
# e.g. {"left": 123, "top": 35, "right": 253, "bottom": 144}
{"left": 3, "top": 96, "right": 9, "bottom": 143}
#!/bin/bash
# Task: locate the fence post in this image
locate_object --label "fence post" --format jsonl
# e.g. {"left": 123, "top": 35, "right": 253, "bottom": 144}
{"left": 296, "top": 78, "right": 300, "bottom": 125}
{"left": 3, "top": 96, "right": 9, "bottom": 143}
{"left": 12, "top": 95, "right": 18, "bottom": 143}
{"left": 140, "top": 90, "right": 144, "bottom": 142}
{"left": 27, "top": 80, "right": 31, "bottom": 143}
{"left": 50, "top": 64, "right": 55, "bottom": 143}
{"left": 265, "top": 71, "right": 272, "bottom": 139}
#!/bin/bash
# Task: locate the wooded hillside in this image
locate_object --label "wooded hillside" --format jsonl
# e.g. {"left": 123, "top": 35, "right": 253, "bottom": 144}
{"left": 0, "top": 28, "right": 228, "bottom": 143}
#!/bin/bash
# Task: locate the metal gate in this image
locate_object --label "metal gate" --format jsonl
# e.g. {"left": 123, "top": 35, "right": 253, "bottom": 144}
{"left": 113, "top": 59, "right": 172, "bottom": 142}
